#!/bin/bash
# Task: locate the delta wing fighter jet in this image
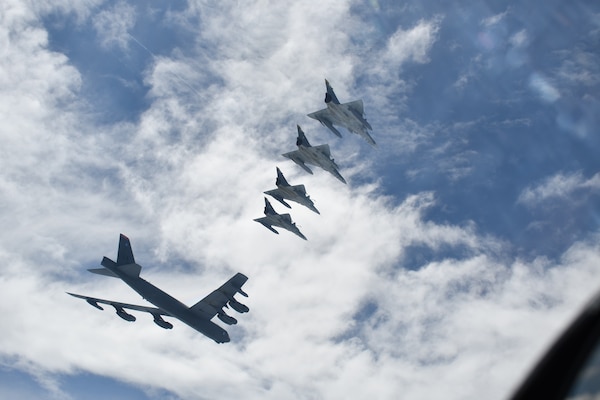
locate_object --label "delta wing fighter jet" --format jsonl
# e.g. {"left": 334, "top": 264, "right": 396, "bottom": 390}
{"left": 308, "top": 79, "right": 375, "bottom": 146}
{"left": 264, "top": 167, "right": 320, "bottom": 214}
{"left": 282, "top": 125, "right": 346, "bottom": 184}
{"left": 68, "top": 234, "right": 249, "bottom": 343}
{"left": 254, "top": 197, "right": 308, "bottom": 240}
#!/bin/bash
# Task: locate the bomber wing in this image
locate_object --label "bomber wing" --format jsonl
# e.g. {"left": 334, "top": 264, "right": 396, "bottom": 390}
{"left": 190, "top": 273, "right": 249, "bottom": 319}
{"left": 67, "top": 292, "right": 166, "bottom": 314}
{"left": 67, "top": 292, "right": 173, "bottom": 328}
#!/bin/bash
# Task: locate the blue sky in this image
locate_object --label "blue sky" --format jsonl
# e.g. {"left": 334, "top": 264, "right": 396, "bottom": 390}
{"left": 1, "top": 1, "right": 599, "bottom": 399}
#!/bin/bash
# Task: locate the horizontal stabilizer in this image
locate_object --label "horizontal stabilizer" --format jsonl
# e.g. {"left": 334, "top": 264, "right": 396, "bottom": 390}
{"left": 91, "top": 257, "right": 142, "bottom": 278}
{"left": 88, "top": 267, "right": 119, "bottom": 278}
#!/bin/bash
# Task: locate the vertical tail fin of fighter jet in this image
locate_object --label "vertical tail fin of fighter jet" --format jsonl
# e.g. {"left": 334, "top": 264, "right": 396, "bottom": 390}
{"left": 275, "top": 167, "right": 290, "bottom": 187}
{"left": 263, "top": 197, "right": 277, "bottom": 216}
{"left": 89, "top": 234, "right": 141, "bottom": 278}
{"left": 324, "top": 79, "right": 340, "bottom": 104}
{"left": 296, "top": 125, "right": 311, "bottom": 147}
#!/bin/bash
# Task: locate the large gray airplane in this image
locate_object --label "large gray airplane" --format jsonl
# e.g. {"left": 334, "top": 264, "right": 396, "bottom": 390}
{"left": 282, "top": 125, "right": 346, "bottom": 184}
{"left": 67, "top": 234, "right": 249, "bottom": 344}
{"left": 307, "top": 79, "right": 375, "bottom": 146}
{"left": 264, "top": 167, "right": 320, "bottom": 214}
{"left": 254, "top": 197, "right": 308, "bottom": 240}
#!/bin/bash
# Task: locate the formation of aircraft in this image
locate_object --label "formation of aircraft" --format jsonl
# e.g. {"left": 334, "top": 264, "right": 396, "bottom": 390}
{"left": 282, "top": 125, "right": 346, "bottom": 184}
{"left": 308, "top": 79, "right": 375, "bottom": 146}
{"left": 69, "top": 80, "right": 372, "bottom": 343}
{"left": 264, "top": 167, "right": 320, "bottom": 214}
{"left": 253, "top": 197, "right": 308, "bottom": 240}
{"left": 68, "top": 234, "right": 249, "bottom": 343}
{"left": 254, "top": 79, "right": 373, "bottom": 241}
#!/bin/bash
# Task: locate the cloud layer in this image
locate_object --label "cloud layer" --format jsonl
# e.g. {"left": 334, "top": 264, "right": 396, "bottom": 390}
{"left": 1, "top": 1, "right": 599, "bottom": 399}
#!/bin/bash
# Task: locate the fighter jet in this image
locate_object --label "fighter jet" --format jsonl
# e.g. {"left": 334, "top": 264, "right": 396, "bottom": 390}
{"left": 264, "top": 167, "right": 320, "bottom": 214}
{"left": 307, "top": 79, "right": 375, "bottom": 146}
{"left": 254, "top": 197, "right": 308, "bottom": 240}
{"left": 282, "top": 125, "right": 346, "bottom": 184}
{"left": 67, "top": 234, "right": 249, "bottom": 344}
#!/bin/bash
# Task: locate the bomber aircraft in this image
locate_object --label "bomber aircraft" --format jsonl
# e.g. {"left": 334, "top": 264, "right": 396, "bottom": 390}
{"left": 308, "top": 79, "right": 375, "bottom": 146}
{"left": 264, "top": 167, "right": 320, "bottom": 214}
{"left": 68, "top": 234, "right": 249, "bottom": 343}
{"left": 282, "top": 125, "right": 346, "bottom": 184}
{"left": 254, "top": 197, "right": 308, "bottom": 240}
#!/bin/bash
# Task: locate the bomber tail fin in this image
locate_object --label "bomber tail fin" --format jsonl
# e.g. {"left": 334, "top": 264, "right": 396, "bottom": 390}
{"left": 116, "top": 234, "right": 135, "bottom": 266}
{"left": 88, "top": 234, "right": 141, "bottom": 278}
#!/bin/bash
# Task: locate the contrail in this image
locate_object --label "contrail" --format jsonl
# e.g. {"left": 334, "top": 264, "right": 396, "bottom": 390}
{"left": 127, "top": 33, "right": 203, "bottom": 98}
{"left": 128, "top": 33, "right": 157, "bottom": 58}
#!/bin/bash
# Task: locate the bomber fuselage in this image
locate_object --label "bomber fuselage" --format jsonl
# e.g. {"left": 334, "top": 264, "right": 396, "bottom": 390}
{"left": 106, "top": 263, "right": 230, "bottom": 343}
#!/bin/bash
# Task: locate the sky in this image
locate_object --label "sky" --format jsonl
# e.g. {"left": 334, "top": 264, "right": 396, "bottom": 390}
{"left": 1, "top": 0, "right": 599, "bottom": 399}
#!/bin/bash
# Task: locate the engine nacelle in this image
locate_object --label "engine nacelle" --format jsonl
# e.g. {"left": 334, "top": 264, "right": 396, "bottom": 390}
{"left": 228, "top": 298, "right": 249, "bottom": 313}
{"left": 217, "top": 312, "right": 238, "bottom": 325}
{"left": 86, "top": 299, "right": 104, "bottom": 310}
{"left": 153, "top": 315, "right": 173, "bottom": 329}
{"left": 114, "top": 307, "right": 136, "bottom": 322}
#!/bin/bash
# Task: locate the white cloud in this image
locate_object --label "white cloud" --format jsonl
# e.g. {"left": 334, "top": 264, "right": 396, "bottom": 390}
{"left": 92, "top": 1, "right": 137, "bottom": 51}
{"left": 517, "top": 171, "right": 600, "bottom": 207}
{"left": 555, "top": 49, "right": 600, "bottom": 87}
{"left": 510, "top": 29, "right": 528, "bottom": 47}
{"left": 1, "top": 1, "right": 599, "bottom": 400}
{"left": 481, "top": 9, "right": 509, "bottom": 27}
{"left": 529, "top": 72, "right": 561, "bottom": 103}
{"left": 384, "top": 18, "right": 442, "bottom": 66}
